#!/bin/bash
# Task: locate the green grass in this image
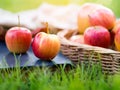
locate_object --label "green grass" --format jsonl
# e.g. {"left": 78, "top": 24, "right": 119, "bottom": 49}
{"left": 1, "top": 0, "right": 120, "bottom": 90}
{"left": 0, "top": 53, "right": 120, "bottom": 90}
{"left": 0, "top": 0, "right": 69, "bottom": 12}
{"left": 0, "top": 62, "right": 119, "bottom": 90}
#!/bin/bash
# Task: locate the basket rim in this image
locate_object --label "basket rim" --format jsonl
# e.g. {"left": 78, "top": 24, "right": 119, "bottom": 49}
{"left": 57, "top": 30, "right": 120, "bottom": 54}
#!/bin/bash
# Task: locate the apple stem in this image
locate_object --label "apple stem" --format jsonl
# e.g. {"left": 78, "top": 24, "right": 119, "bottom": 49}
{"left": 46, "top": 22, "right": 49, "bottom": 34}
{"left": 18, "top": 15, "right": 20, "bottom": 27}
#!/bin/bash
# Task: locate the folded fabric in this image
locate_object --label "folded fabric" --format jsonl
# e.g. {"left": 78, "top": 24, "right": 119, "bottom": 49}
{"left": 0, "top": 3, "right": 80, "bottom": 40}
{"left": 34, "top": 3, "right": 80, "bottom": 30}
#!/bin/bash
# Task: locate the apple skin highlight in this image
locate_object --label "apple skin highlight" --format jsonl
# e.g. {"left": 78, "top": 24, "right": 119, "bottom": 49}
{"left": 84, "top": 26, "right": 111, "bottom": 48}
{"left": 77, "top": 3, "right": 116, "bottom": 34}
{"left": 5, "top": 27, "right": 32, "bottom": 53}
{"left": 115, "top": 30, "right": 120, "bottom": 51}
{"left": 32, "top": 32, "right": 60, "bottom": 60}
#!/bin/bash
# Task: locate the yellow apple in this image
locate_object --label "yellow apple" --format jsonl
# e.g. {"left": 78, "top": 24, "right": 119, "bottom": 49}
{"left": 77, "top": 3, "right": 116, "bottom": 34}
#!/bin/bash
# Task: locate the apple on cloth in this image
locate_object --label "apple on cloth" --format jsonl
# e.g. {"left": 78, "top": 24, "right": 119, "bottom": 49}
{"left": 5, "top": 27, "right": 32, "bottom": 54}
{"left": 32, "top": 23, "right": 60, "bottom": 60}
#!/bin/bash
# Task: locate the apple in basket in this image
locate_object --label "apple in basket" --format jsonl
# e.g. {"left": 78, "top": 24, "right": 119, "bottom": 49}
{"left": 110, "top": 19, "right": 120, "bottom": 45}
{"left": 114, "top": 29, "right": 120, "bottom": 51}
{"left": 77, "top": 3, "right": 116, "bottom": 34}
{"left": 84, "top": 26, "right": 111, "bottom": 48}
{"left": 112, "top": 19, "right": 120, "bottom": 35}
{"left": 77, "top": 3, "right": 101, "bottom": 34}
{"left": 32, "top": 23, "right": 60, "bottom": 60}
{"left": 5, "top": 27, "right": 32, "bottom": 53}
{"left": 69, "top": 35, "right": 84, "bottom": 44}
{"left": 88, "top": 6, "right": 116, "bottom": 30}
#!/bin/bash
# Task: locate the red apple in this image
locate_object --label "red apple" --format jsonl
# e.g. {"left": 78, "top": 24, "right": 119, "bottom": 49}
{"left": 77, "top": 3, "right": 116, "bottom": 34}
{"left": 112, "top": 19, "right": 120, "bottom": 35}
{"left": 69, "top": 35, "right": 84, "bottom": 44}
{"left": 110, "top": 19, "right": 120, "bottom": 46}
{"left": 78, "top": 3, "right": 102, "bottom": 34}
{"left": 32, "top": 32, "right": 60, "bottom": 60}
{"left": 84, "top": 26, "right": 111, "bottom": 48}
{"left": 5, "top": 27, "right": 32, "bottom": 53}
{"left": 115, "top": 30, "right": 120, "bottom": 51}
{"left": 88, "top": 7, "right": 116, "bottom": 30}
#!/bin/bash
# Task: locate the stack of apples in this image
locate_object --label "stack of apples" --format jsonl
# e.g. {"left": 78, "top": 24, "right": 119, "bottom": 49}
{"left": 70, "top": 3, "right": 120, "bottom": 51}
{"left": 5, "top": 23, "right": 60, "bottom": 61}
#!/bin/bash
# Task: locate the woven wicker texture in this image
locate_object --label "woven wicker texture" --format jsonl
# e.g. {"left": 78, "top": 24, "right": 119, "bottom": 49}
{"left": 57, "top": 30, "right": 120, "bottom": 74}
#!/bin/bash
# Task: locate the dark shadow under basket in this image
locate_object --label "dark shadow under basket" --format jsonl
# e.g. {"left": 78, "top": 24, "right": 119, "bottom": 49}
{"left": 57, "top": 30, "right": 120, "bottom": 74}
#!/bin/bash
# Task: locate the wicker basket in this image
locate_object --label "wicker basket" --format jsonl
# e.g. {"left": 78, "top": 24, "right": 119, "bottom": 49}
{"left": 57, "top": 30, "right": 120, "bottom": 74}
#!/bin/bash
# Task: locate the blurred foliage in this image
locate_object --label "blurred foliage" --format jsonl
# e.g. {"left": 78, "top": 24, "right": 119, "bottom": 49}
{"left": 73, "top": 0, "right": 120, "bottom": 17}
{"left": 0, "top": 0, "right": 120, "bottom": 17}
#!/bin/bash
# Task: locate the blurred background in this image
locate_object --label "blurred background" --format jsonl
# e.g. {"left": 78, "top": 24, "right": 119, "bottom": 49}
{"left": 0, "top": 0, "right": 120, "bottom": 17}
